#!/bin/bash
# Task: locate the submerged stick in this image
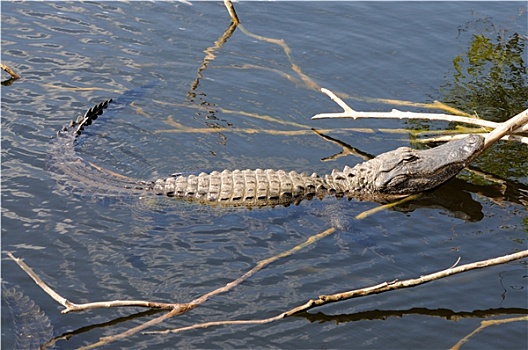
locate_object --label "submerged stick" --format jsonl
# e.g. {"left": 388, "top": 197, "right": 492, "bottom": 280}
{"left": 451, "top": 315, "right": 528, "bottom": 350}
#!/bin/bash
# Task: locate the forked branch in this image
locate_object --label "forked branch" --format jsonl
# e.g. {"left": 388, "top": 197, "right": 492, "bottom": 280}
{"left": 312, "top": 88, "right": 528, "bottom": 145}
{"left": 7, "top": 227, "right": 337, "bottom": 348}
{"left": 5, "top": 252, "right": 187, "bottom": 314}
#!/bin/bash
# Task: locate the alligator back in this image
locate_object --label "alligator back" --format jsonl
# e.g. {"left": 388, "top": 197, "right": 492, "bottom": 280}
{"left": 153, "top": 169, "right": 328, "bottom": 207}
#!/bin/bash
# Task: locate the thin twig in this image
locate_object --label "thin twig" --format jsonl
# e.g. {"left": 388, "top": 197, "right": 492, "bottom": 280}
{"left": 354, "top": 194, "right": 422, "bottom": 220}
{"left": 323, "top": 88, "right": 355, "bottom": 113}
{"left": 417, "top": 133, "right": 528, "bottom": 145}
{"left": 5, "top": 253, "right": 71, "bottom": 309}
{"left": 6, "top": 252, "right": 187, "bottom": 314}
{"left": 190, "top": 227, "right": 336, "bottom": 306}
{"left": 449, "top": 257, "right": 462, "bottom": 269}
{"left": 8, "top": 226, "right": 337, "bottom": 348}
{"left": 78, "top": 227, "right": 336, "bottom": 348}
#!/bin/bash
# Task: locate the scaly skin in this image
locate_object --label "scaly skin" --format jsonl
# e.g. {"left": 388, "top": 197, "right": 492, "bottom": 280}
{"left": 51, "top": 99, "right": 484, "bottom": 207}
{"left": 2, "top": 283, "right": 54, "bottom": 350}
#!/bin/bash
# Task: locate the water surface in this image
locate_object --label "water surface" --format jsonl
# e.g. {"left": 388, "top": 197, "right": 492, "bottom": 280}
{"left": 2, "top": 2, "right": 527, "bottom": 349}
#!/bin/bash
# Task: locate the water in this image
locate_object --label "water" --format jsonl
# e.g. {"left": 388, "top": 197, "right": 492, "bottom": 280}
{"left": 2, "top": 2, "right": 527, "bottom": 349}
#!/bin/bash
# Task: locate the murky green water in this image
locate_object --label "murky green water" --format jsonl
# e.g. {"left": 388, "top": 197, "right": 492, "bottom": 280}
{"left": 2, "top": 2, "right": 527, "bottom": 349}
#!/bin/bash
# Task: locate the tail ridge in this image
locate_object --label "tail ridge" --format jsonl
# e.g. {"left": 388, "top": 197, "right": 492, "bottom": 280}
{"left": 58, "top": 98, "right": 113, "bottom": 138}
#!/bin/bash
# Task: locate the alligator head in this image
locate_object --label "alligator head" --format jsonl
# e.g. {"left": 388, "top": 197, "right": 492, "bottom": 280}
{"left": 370, "top": 134, "right": 484, "bottom": 195}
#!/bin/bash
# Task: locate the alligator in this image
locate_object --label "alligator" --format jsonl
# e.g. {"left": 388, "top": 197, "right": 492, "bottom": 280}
{"left": 2, "top": 283, "right": 54, "bottom": 350}
{"left": 50, "top": 99, "right": 485, "bottom": 207}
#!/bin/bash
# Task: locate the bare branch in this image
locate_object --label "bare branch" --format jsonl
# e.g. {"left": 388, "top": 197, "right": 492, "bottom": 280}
{"left": 145, "top": 250, "right": 528, "bottom": 336}
{"left": 287, "top": 250, "right": 528, "bottom": 313}
{"left": 354, "top": 194, "right": 422, "bottom": 220}
{"left": 190, "top": 227, "right": 336, "bottom": 306}
{"left": 312, "top": 88, "right": 528, "bottom": 136}
{"left": 78, "top": 227, "right": 336, "bottom": 348}
{"left": 224, "top": 0, "right": 240, "bottom": 25}
{"left": 322, "top": 88, "right": 355, "bottom": 113}
{"left": 5, "top": 252, "right": 71, "bottom": 309}
{"left": 6, "top": 252, "right": 190, "bottom": 314}
{"left": 482, "top": 108, "right": 528, "bottom": 150}
{"left": 449, "top": 257, "right": 462, "bottom": 269}
{"left": 417, "top": 133, "right": 528, "bottom": 145}
{"left": 80, "top": 307, "right": 189, "bottom": 350}
{"left": 8, "top": 227, "right": 337, "bottom": 348}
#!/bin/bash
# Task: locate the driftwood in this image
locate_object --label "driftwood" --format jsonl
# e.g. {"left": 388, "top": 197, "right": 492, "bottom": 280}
{"left": 8, "top": 227, "right": 337, "bottom": 349}
{"left": 312, "top": 88, "right": 528, "bottom": 145}
{"left": 144, "top": 250, "right": 528, "bottom": 335}
{"left": 451, "top": 315, "right": 528, "bottom": 350}
{"left": 8, "top": 228, "right": 335, "bottom": 315}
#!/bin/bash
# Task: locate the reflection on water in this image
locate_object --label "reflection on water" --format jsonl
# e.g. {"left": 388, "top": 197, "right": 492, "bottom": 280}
{"left": 298, "top": 306, "right": 528, "bottom": 324}
{"left": 1, "top": 2, "right": 527, "bottom": 349}
{"left": 440, "top": 15, "right": 528, "bottom": 183}
{"left": 443, "top": 14, "right": 528, "bottom": 122}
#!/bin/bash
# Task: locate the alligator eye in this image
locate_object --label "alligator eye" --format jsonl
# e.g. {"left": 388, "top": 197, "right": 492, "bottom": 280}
{"left": 402, "top": 154, "right": 418, "bottom": 163}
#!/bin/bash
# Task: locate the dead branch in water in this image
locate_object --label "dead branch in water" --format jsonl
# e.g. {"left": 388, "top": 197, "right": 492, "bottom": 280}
{"left": 224, "top": 0, "right": 240, "bottom": 25}
{"left": 7, "top": 228, "right": 337, "bottom": 348}
{"left": 8, "top": 228, "right": 336, "bottom": 315}
{"left": 312, "top": 88, "right": 528, "bottom": 146}
{"left": 450, "top": 315, "right": 528, "bottom": 350}
{"left": 143, "top": 250, "right": 528, "bottom": 335}
{"left": 7, "top": 238, "right": 528, "bottom": 347}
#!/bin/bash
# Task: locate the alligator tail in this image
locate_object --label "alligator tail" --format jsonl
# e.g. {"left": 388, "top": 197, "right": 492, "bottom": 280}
{"left": 59, "top": 98, "right": 113, "bottom": 138}
{"left": 49, "top": 98, "right": 152, "bottom": 199}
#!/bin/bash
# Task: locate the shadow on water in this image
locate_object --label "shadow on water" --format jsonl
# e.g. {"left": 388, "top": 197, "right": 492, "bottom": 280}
{"left": 297, "top": 307, "right": 528, "bottom": 324}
